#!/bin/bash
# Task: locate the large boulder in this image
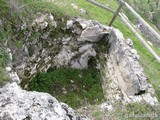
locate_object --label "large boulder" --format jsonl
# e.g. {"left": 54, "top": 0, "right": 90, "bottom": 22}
{"left": 107, "top": 28, "right": 148, "bottom": 96}
{"left": 0, "top": 82, "right": 89, "bottom": 120}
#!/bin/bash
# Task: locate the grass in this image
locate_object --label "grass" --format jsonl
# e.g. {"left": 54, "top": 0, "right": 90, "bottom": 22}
{"left": 0, "top": 47, "right": 9, "bottom": 84}
{"left": 28, "top": 68, "right": 104, "bottom": 109}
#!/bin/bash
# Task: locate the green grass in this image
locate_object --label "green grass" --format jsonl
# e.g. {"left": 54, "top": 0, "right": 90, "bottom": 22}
{"left": 0, "top": 47, "right": 9, "bottom": 84}
{"left": 28, "top": 68, "right": 104, "bottom": 109}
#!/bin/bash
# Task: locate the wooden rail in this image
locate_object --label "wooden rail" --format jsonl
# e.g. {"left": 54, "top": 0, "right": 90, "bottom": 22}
{"left": 124, "top": 2, "right": 160, "bottom": 41}
{"left": 87, "top": 0, "right": 160, "bottom": 63}
{"left": 87, "top": 0, "right": 115, "bottom": 14}
{"left": 119, "top": 13, "right": 160, "bottom": 63}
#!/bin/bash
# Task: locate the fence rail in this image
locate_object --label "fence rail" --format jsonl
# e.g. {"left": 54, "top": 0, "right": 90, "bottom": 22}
{"left": 87, "top": 0, "right": 160, "bottom": 63}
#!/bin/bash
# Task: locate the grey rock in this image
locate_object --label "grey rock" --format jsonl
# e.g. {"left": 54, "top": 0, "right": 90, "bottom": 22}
{"left": 71, "top": 3, "right": 78, "bottom": 9}
{"left": 66, "top": 20, "right": 73, "bottom": 29}
{"left": 142, "top": 93, "right": 158, "bottom": 106}
{"left": 0, "top": 83, "right": 89, "bottom": 120}
{"left": 78, "top": 25, "right": 106, "bottom": 42}
{"left": 70, "top": 44, "right": 96, "bottom": 69}
{"left": 107, "top": 28, "right": 148, "bottom": 96}
{"left": 79, "top": 8, "right": 86, "bottom": 14}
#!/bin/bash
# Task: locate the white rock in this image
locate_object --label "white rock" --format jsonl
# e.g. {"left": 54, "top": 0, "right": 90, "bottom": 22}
{"left": 66, "top": 20, "right": 73, "bottom": 29}
{"left": 71, "top": 3, "right": 78, "bottom": 9}
{"left": 5, "top": 67, "right": 12, "bottom": 72}
{"left": 8, "top": 72, "right": 21, "bottom": 84}
{"left": 0, "top": 83, "right": 89, "bottom": 120}
{"left": 100, "top": 102, "right": 113, "bottom": 112}
{"left": 79, "top": 8, "right": 86, "bottom": 14}
{"left": 49, "top": 14, "right": 54, "bottom": 21}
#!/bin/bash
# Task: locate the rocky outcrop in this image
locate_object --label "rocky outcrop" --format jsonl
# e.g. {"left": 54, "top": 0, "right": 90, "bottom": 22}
{"left": 108, "top": 29, "right": 148, "bottom": 96}
{"left": 102, "top": 28, "right": 158, "bottom": 106}
{"left": 7, "top": 14, "right": 109, "bottom": 88}
{"left": 1, "top": 13, "right": 158, "bottom": 120}
{"left": 0, "top": 82, "right": 89, "bottom": 120}
{"left": 5, "top": 13, "right": 158, "bottom": 104}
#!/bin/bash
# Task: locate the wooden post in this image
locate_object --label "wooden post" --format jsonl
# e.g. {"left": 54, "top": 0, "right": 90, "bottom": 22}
{"left": 109, "top": 0, "right": 124, "bottom": 26}
{"left": 87, "top": 0, "right": 115, "bottom": 14}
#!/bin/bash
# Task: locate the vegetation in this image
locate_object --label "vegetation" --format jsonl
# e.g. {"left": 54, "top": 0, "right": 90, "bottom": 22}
{"left": 28, "top": 68, "right": 104, "bottom": 109}
{"left": 78, "top": 102, "right": 160, "bottom": 120}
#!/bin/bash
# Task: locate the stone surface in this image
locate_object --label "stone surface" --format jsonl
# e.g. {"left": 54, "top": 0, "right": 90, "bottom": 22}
{"left": 107, "top": 28, "right": 148, "bottom": 96}
{"left": 0, "top": 83, "right": 89, "bottom": 120}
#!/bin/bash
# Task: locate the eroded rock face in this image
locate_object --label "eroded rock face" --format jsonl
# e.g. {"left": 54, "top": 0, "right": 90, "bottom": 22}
{"left": 0, "top": 82, "right": 89, "bottom": 120}
{"left": 101, "top": 28, "right": 158, "bottom": 106}
{"left": 108, "top": 29, "right": 148, "bottom": 96}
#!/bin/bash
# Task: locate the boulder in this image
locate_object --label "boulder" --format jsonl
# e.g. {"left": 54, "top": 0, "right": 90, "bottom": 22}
{"left": 107, "top": 28, "right": 148, "bottom": 96}
{"left": 0, "top": 82, "right": 89, "bottom": 120}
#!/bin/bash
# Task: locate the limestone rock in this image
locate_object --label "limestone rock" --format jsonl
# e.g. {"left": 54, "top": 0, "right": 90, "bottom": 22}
{"left": 0, "top": 83, "right": 89, "bottom": 120}
{"left": 107, "top": 28, "right": 148, "bottom": 96}
{"left": 71, "top": 3, "right": 78, "bottom": 9}
{"left": 78, "top": 25, "right": 107, "bottom": 42}
{"left": 70, "top": 44, "right": 97, "bottom": 69}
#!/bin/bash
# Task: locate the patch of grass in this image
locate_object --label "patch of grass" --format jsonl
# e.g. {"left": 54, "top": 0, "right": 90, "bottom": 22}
{"left": 0, "top": 0, "right": 9, "bottom": 18}
{"left": 0, "top": 47, "right": 9, "bottom": 84}
{"left": 28, "top": 68, "right": 104, "bottom": 109}
{"left": 0, "top": 47, "right": 10, "bottom": 67}
{"left": 0, "top": 67, "right": 8, "bottom": 85}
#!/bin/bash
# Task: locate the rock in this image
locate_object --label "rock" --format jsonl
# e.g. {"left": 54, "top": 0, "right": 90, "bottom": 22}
{"left": 6, "top": 48, "right": 13, "bottom": 61}
{"left": 66, "top": 20, "right": 73, "bottom": 29}
{"left": 70, "top": 44, "right": 96, "bottom": 69}
{"left": 61, "top": 103, "right": 89, "bottom": 120}
{"left": 49, "top": 14, "right": 54, "bottom": 21}
{"left": 126, "top": 39, "right": 133, "bottom": 47}
{"left": 54, "top": 47, "right": 75, "bottom": 67}
{"left": 5, "top": 67, "right": 12, "bottom": 72}
{"left": 0, "top": 83, "right": 89, "bottom": 120}
{"left": 100, "top": 102, "right": 113, "bottom": 112}
{"left": 8, "top": 72, "right": 21, "bottom": 84}
{"left": 142, "top": 93, "right": 158, "bottom": 106}
{"left": 41, "top": 21, "right": 48, "bottom": 29}
{"left": 71, "top": 3, "right": 78, "bottom": 9}
{"left": 79, "top": 8, "right": 86, "bottom": 14}
{"left": 78, "top": 25, "right": 107, "bottom": 42}
{"left": 107, "top": 28, "right": 148, "bottom": 96}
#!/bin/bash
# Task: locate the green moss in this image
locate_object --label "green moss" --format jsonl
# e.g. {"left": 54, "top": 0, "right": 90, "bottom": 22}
{"left": 28, "top": 68, "right": 104, "bottom": 109}
{"left": 0, "top": 0, "right": 9, "bottom": 18}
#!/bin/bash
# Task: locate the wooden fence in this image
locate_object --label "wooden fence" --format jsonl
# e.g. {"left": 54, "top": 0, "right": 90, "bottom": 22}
{"left": 87, "top": 0, "right": 160, "bottom": 63}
